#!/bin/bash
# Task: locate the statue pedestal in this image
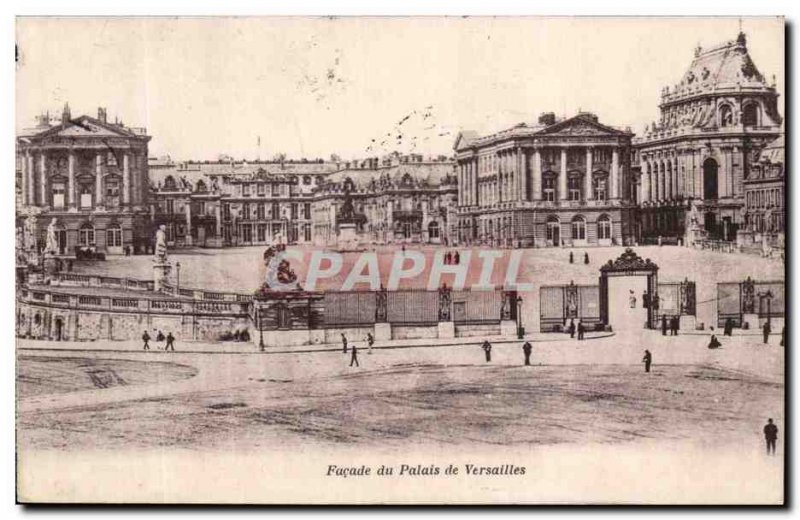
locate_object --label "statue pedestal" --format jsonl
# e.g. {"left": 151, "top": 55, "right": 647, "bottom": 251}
{"left": 679, "top": 315, "right": 697, "bottom": 331}
{"left": 153, "top": 261, "right": 172, "bottom": 292}
{"left": 437, "top": 321, "right": 455, "bottom": 339}
{"left": 43, "top": 255, "right": 60, "bottom": 278}
{"left": 337, "top": 223, "right": 359, "bottom": 251}
{"left": 743, "top": 313, "right": 760, "bottom": 331}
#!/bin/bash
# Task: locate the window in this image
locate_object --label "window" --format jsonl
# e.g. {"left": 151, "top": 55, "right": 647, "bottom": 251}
{"left": 593, "top": 175, "right": 608, "bottom": 201}
{"left": 291, "top": 203, "right": 298, "bottom": 219}
{"left": 241, "top": 224, "right": 252, "bottom": 243}
{"left": 568, "top": 175, "right": 582, "bottom": 201}
{"left": 742, "top": 103, "right": 759, "bottom": 127}
{"left": 303, "top": 175, "right": 311, "bottom": 185}
{"left": 571, "top": 216, "right": 586, "bottom": 240}
{"left": 79, "top": 223, "right": 95, "bottom": 246}
{"left": 257, "top": 183, "right": 265, "bottom": 196}
{"left": 546, "top": 217, "right": 560, "bottom": 242}
{"left": 271, "top": 203, "right": 280, "bottom": 220}
{"left": 242, "top": 183, "right": 251, "bottom": 197}
{"left": 543, "top": 175, "right": 556, "bottom": 201}
{"left": 428, "top": 221, "right": 440, "bottom": 239}
{"left": 272, "top": 184, "right": 280, "bottom": 197}
{"left": 106, "top": 225, "right": 122, "bottom": 247}
{"left": 242, "top": 203, "right": 251, "bottom": 220}
{"left": 80, "top": 184, "right": 93, "bottom": 209}
{"left": 598, "top": 215, "right": 612, "bottom": 240}
{"left": 166, "top": 199, "right": 175, "bottom": 214}
{"left": 52, "top": 182, "right": 66, "bottom": 209}
{"left": 223, "top": 202, "right": 231, "bottom": 220}
{"left": 719, "top": 104, "right": 733, "bottom": 127}
{"left": 257, "top": 203, "right": 265, "bottom": 220}
{"left": 304, "top": 223, "right": 312, "bottom": 242}
{"left": 303, "top": 202, "right": 311, "bottom": 220}
{"left": 257, "top": 224, "right": 266, "bottom": 242}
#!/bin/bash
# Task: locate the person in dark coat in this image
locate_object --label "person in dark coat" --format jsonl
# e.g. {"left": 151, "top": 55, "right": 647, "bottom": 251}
{"left": 341, "top": 333, "right": 348, "bottom": 353}
{"left": 142, "top": 331, "right": 150, "bottom": 350}
{"left": 584, "top": 252, "right": 589, "bottom": 264}
{"left": 349, "top": 344, "right": 359, "bottom": 367}
{"left": 444, "top": 251, "right": 452, "bottom": 265}
{"left": 642, "top": 350, "right": 652, "bottom": 373}
{"left": 165, "top": 332, "right": 176, "bottom": 352}
{"left": 569, "top": 252, "right": 574, "bottom": 264}
{"left": 661, "top": 315, "right": 667, "bottom": 336}
{"left": 763, "top": 321, "right": 771, "bottom": 344}
{"left": 764, "top": 418, "right": 778, "bottom": 455}
{"left": 367, "top": 332, "right": 374, "bottom": 354}
{"left": 577, "top": 321, "right": 585, "bottom": 341}
{"left": 707, "top": 335, "right": 721, "bottom": 349}
{"left": 724, "top": 318, "right": 734, "bottom": 337}
{"left": 156, "top": 330, "right": 165, "bottom": 342}
{"left": 568, "top": 318, "right": 576, "bottom": 339}
{"left": 454, "top": 251, "right": 460, "bottom": 264}
{"left": 482, "top": 340, "right": 492, "bottom": 362}
{"left": 522, "top": 341, "right": 532, "bottom": 365}
{"left": 672, "top": 316, "right": 680, "bottom": 336}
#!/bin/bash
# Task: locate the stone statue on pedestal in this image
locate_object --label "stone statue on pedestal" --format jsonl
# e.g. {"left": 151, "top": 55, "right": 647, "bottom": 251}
{"left": 45, "top": 218, "right": 59, "bottom": 256}
{"left": 154, "top": 224, "right": 168, "bottom": 263}
{"left": 153, "top": 224, "right": 172, "bottom": 292}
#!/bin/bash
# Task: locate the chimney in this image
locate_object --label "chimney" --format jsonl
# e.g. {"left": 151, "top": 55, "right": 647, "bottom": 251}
{"left": 97, "top": 107, "right": 107, "bottom": 123}
{"left": 538, "top": 112, "right": 556, "bottom": 126}
{"left": 61, "top": 102, "right": 71, "bottom": 124}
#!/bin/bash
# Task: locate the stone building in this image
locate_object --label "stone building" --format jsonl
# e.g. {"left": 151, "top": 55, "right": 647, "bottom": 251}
{"left": 740, "top": 135, "right": 784, "bottom": 249}
{"left": 454, "top": 112, "right": 635, "bottom": 247}
{"left": 16, "top": 105, "right": 151, "bottom": 255}
{"left": 311, "top": 154, "right": 457, "bottom": 246}
{"left": 149, "top": 161, "right": 336, "bottom": 247}
{"left": 634, "top": 32, "right": 783, "bottom": 244}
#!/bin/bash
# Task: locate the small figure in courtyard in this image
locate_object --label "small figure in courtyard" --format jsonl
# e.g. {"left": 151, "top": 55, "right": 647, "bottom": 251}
{"left": 341, "top": 333, "right": 348, "bottom": 354}
{"left": 367, "top": 332, "right": 374, "bottom": 354}
{"left": 629, "top": 290, "right": 636, "bottom": 309}
{"left": 522, "top": 341, "right": 532, "bottom": 366}
{"left": 661, "top": 315, "right": 667, "bottom": 336}
{"left": 763, "top": 321, "right": 771, "bottom": 344}
{"left": 165, "top": 332, "right": 176, "bottom": 351}
{"left": 577, "top": 321, "right": 585, "bottom": 341}
{"left": 349, "top": 343, "right": 359, "bottom": 367}
{"left": 671, "top": 315, "right": 679, "bottom": 336}
{"left": 780, "top": 326, "right": 784, "bottom": 347}
{"left": 724, "top": 318, "right": 734, "bottom": 336}
{"left": 482, "top": 340, "right": 492, "bottom": 363}
{"left": 444, "top": 251, "right": 452, "bottom": 265}
{"left": 707, "top": 335, "right": 721, "bottom": 349}
{"left": 764, "top": 418, "right": 778, "bottom": 455}
{"left": 584, "top": 252, "right": 589, "bottom": 264}
{"left": 142, "top": 330, "right": 150, "bottom": 350}
{"left": 454, "top": 251, "right": 460, "bottom": 265}
{"left": 156, "top": 330, "right": 165, "bottom": 342}
{"left": 642, "top": 349, "right": 652, "bottom": 373}
{"left": 568, "top": 318, "right": 576, "bottom": 339}
{"left": 569, "top": 251, "right": 574, "bottom": 264}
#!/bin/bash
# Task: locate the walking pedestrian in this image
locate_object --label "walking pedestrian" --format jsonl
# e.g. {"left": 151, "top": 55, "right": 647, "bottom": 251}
{"left": 367, "top": 332, "right": 374, "bottom": 354}
{"left": 724, "top": 318, "right": 734, "bottom": 337}
{"left": 454, "top": 251, "right": 460, "bottom": 265}
{"left": 763, "top": 321, "right": 771, "bottom": 344}
{"left": 569, "top": 251, "right": 574, "bottom": 264}
{"left": 142, "top": 330, "right": 150, "bottom": 350}
{"left": 482, "top": 340, "right": 492, "bottom": 363}
{"left": 661, "top": 315, "right": 667, "bottom": 336}
{"left": 165, "top": 332, "right": 176, "bottom": 352}
{"left": 584, "top": 252, "right": 589, "bottom": 264}
{"left": 349, "top": 343, "right": 359, "bottom": 367}
{"left": 642, "top": 350, "right": 652, "bottom": 373}
{"left": 341, "top": 333, "right": 348, "bottom": 353}
{"left": 522, "top": 341, "right": 532, "bottom": 366}
{"left": 568, "top": 318, "right": 576, "bottom": 339}
{"left": 577, "top": 321, "right": 585, "bottom": 341}
{"left": 764, "top": 418, "right": 778, "bottom": 455}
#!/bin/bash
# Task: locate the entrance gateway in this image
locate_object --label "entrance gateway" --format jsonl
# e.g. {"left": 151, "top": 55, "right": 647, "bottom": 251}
{"left": 599, "top": 248, "right": 659, "bottom": 330}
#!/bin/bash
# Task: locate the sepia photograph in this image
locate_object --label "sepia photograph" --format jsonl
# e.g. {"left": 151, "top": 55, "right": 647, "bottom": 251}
{"left": 13, "top": 15, "right": 785, "bottom": 504}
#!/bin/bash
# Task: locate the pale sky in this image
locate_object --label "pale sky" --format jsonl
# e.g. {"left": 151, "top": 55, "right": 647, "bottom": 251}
{"left": 16, "top": 16, "right": 784, "bottom": 161}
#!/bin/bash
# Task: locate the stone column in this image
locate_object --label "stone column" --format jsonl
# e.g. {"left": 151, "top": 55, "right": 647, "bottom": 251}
{"left": 559, "top": 148, "right": 567, "bottom": 201}
{"left": 95, "top": 153, "right": 104, "bottom": 207}
{"left": 611, "top": 147, "right": 620, "bottom": 199}
{"left": 518, "top": 148, "right": 527, "bottom": 201}
{"left": 585, "top": 147, "right": 593, "bottom": 200}
{"left": 68, "top": 151, "right": 76, "bottom": 208}
{"left": 641, "top": 162, "right": 651, "bottom": 203}
{"left": 473, "top": 158, "right": 479, "bottom": 206}
{"left": 458, "top": 164, "right": 463, "bottom": 206}
{"left": 20, "top": 149, "right": 27, "bottom": 205}
{"left": 27, "top": 152, "right": 35, "bottom": 206}
{"left": 39, "top": 152, "right": 47, "bottom": 206}
{"left": 665, "top": 162, "right": 672, "bottom": 201}
{"left": 122, "top": 152, "right": 130, "bottom": 206}
{"left": 532, "top": 148, "right": 542, "bottom": 200}
{"left": 185, "top": 200, "right": 193, "bottom": 246}
{"left": 215, "top": 202, "right": 222, "bottom": 238}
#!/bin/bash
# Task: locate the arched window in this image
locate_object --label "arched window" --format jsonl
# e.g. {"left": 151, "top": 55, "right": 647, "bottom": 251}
{"left": 195, "top": 179, "right": 207, "bottom": 192}
{"left": 79, "top": 222, "right": 95, "bottom": 246}
{"left": 703, "top": 158, "right": 718, "bottom": 200}
{"left": 428, "top": 221, "right": 440, "bottom": 239}
{"left": 106, "top": 224, "right": 122, "bottom": 248}
{"left": 571, "top": 216, "right": 586, "bottom": 240}
{"left": 164, "top": 176, "right": 177, "bottom": 191}
{"left": 597, "top": 215, "right": 612, "bottom": 240}
{"left": 545, "top": 215, "right": 560, "bottom": 243}
{"left": 742, "top": 103, "right": 759, "bottom": 127}
{"left": 719, "top": 104, "right": 733, "bottom": 127}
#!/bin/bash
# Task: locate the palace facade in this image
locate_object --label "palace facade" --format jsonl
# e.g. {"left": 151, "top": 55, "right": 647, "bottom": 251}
{"left": 16, "top": 105, "right": 151, "bottom": 255}
{"left": 454, "top": 112, "right": 636, "bottom": 247}
{"left": 740, "top": 135, "right": 784, "bottom": 248}
{"left": 633, "top": 32, "right": 782, "bottom": 244}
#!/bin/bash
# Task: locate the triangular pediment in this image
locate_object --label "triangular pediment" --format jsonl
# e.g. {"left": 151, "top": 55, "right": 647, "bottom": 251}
{"left": 538, "top": 114, "right": 630, "bottom": 137}
{"left": 29, "top": 116, "right": 136, "bottom": 140}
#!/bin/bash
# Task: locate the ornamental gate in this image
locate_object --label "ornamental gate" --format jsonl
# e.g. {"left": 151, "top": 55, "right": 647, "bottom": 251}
{"left": 717, "top": 277, "right": 785, "bottom": 328}
{"left": 539, "top": 281, "right": 601, "bottom": 332}
{"left": 598, "top": 248, "right": 659, "bottom": 330}
{"left": 653, "top": 279, "right": 697, "bottom": 321}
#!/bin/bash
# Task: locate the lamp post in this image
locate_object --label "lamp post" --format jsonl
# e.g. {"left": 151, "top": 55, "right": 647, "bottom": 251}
{"left": 759, "top": 289, "right": 774, "bottom": 330}
{"left": 175, "top": 261, "right": 181, "bottom": 294}
{"left": 258, "top": 307, "right": 265, "bottom": 351}
{"left": 516, "top": 295, "right": 524, "bottom": 339}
